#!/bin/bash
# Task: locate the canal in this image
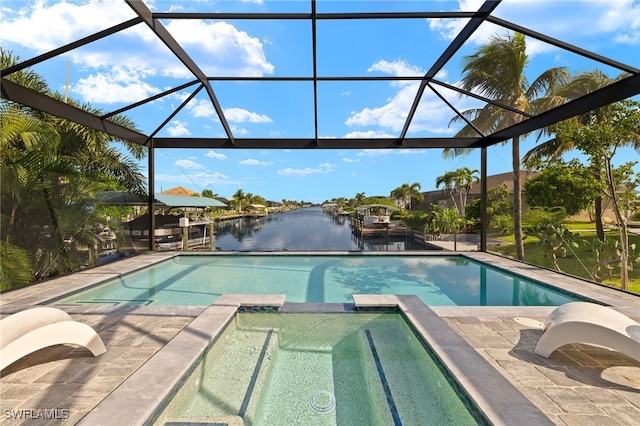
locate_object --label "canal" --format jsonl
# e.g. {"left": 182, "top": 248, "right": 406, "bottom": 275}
{"left": 212, "top": 207, "right": 432, "bottom": 251}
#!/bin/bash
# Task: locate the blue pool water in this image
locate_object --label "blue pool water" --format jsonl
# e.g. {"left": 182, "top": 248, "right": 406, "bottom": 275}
{"left": 151, "top": 313, "right": 484, "bottom": 425}
{"left": 51, "top": 254, "right": 583, "bottom": 306}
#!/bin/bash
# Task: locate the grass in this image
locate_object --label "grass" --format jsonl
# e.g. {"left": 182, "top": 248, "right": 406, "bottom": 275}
{"left": 564, "top": 221, "right": 602, "bottom": 231}
{"left": 490, "top": 230, "right": 640, "bottom": 295}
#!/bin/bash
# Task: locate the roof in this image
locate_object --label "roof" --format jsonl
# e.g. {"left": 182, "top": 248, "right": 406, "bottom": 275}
{"left": 355, "top": 204, "right": 399, "bottom": 212}
{"left": 154, "top": 194, "right": 227, "bottom": 208}
{"left": 161, "top": 187, "right": 198, "bottom": 196}
{"left": 95, "top": 191, "right": 147, "bottom": 206}
{"left": 1, "top": 1, "right": 638, "bottom": 151}
{"left": 96, "top": 192, "right": 227, "bottom": 208}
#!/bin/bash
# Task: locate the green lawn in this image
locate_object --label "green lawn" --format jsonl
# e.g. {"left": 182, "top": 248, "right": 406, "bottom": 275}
{"left": 490, "top": 231, "right": 640, "bottom": 295}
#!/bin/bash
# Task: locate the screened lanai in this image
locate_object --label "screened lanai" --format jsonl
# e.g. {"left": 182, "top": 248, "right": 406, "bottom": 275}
{"left": 2, "top": 0, "right": 639, "bottom": 254}
{"left": 3, "top": 3, "right": 640, "bottom": 423}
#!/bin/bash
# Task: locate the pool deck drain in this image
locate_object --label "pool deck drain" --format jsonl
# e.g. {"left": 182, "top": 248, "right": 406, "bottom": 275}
{"left": 1, "top": 251, "right": 639, "bottom": 425}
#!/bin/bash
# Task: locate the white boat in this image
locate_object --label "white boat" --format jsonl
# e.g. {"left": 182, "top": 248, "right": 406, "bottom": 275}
{"left": 355, "top": 204, "right": 396, "bottom": 228}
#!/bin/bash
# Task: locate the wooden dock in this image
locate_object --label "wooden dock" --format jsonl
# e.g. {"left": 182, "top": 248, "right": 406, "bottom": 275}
{"left": 350, "top": 218, "right": 410, "bottom": 238}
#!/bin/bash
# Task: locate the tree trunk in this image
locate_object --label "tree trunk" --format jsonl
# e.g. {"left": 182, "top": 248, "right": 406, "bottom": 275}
{"left": 594, "top": 196, "right": 605, "bottom": 242}
{"left": 604, "top": 157, "right": 629, "bottom": 290}
{"left": 512, "top": 136, "right": 525, "bottom": 260}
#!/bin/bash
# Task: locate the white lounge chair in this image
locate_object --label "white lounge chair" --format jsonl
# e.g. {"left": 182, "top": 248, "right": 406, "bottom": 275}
{"left": 534, "top": 301, "right": 640, "bottom": 362}
{"left": 0, "top": 307, "right": 106, "bottom": 371}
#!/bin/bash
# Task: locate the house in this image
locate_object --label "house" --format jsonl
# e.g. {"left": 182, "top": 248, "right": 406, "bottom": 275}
{"left": 416, "top": 171, "right": 539, "bottom": 211}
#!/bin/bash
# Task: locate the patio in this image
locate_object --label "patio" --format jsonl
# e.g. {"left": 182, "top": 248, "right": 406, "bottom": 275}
{"left": 1, "top": 252, "right": 638, "bottom": 425}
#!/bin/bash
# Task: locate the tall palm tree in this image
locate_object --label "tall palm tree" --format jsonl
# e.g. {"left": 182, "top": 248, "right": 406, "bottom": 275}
{"left": 233, "top": 189, "right": 246, "bottom": 212}
{"left": 391, "top": 182, "right": 423, "bottom": 211}
{"left": 444, "top": 33, "right": 569, "bottom": 260}
{"left": 435, "top": 167, "right": 479, "bottom": 217}
{"left": 523, "top": 70, "right": 634, "bottom": 241}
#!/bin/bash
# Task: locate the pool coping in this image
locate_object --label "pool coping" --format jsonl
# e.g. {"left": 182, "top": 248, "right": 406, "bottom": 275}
{"left": 76, "top": 294, "right": 286, "bottom": 426}
{"left": 77, "top": 293, "right": 553, "bottom": 426}
{"left": 357, "top": 295, "right": 553, "bottom": 425}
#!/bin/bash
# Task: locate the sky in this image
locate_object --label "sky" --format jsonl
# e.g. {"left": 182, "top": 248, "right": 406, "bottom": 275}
{"left": 1, "top": 0, "right": 639, "bottom": 204}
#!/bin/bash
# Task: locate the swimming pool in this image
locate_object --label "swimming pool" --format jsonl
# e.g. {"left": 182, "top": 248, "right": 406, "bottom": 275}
{"left": 50, "top": 254, "right": 584, "bottom": 306}
{"left": 151, "top": 312, "right": 484, "bottom": 425}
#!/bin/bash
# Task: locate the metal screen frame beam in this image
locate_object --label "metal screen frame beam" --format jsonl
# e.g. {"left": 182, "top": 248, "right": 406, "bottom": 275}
{"left": 399, "top": 1, "right": 501, "bottom": 141}
{"left": 475, "top": 74, "right": 640, "bottom": 148}
{"left": 1, "top": 78, "right": 148, "bottom": 145}
{"left": 151, "top": 137, "right": 482, "bottom": 149}
{"left": 125, "top": 0, "right": 235, "bottom": 144}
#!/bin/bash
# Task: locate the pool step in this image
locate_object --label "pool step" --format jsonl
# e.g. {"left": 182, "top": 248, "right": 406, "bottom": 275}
{"left": 251, "top": 345, "right": 337, "bottom": 425}
{"left": 153, "top": 325, "right": 279, "bottom": 424}
{"left": 361, "top": 323, "right": 478, "bottom": 426}
{"left": 162, "top": 414, "right": 243, "bottom": 425}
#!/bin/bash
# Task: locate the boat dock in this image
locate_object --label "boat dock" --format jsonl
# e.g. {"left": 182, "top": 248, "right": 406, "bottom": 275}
{"left": 350, "top": 217, "right": 409, "bottom": 238}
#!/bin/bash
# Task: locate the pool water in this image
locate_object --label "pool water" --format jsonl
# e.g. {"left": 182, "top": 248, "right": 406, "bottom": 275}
{"left": 151, "top": 313, "right": 484, "bottom": 425}
{"left": 51, "top": 254, "right": 582, "bottom": 306}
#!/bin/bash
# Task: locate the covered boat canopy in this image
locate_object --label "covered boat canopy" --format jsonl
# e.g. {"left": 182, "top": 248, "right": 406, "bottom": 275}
{"left": 354, "top": 204, "right": 399, "bottom": 214}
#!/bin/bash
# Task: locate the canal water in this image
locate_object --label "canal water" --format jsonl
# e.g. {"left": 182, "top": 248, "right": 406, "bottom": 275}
{"left": 212, "top": 207, "right": 431, "bottom": 251}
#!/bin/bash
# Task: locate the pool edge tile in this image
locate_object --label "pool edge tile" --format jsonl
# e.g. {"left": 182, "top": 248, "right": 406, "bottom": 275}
{"left": 395, "top": 295, "right": 554, "bottom": 426}
{"left": 76, "top": 303, "right": 236, "bottom": 426}
{"left": 214, "top": 294, "right": 286, "bottom": 307}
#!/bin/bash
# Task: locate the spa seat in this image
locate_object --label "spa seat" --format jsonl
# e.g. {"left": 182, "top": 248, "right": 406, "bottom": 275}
{"left": 0, "top": 307, "right": 106, "bottom": 371}
{"left": 534, "top": 301, "right": 640, "bottom": 362}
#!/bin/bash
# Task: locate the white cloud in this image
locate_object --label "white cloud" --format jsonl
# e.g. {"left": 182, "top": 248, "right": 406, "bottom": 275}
{"left": 0, "top": 0, "right": 135, "bottom": 52}
{"left": 397, "top": 149, "right": 427, "bottom": 156}
{"left": 357, "top": 149, "right": 395, "bottom": 157}
{"left": 167, "top": 120, "right": 191, "bottom": 137}
{"left": 155, "top": 171, "right": 234, "bottom": 187}
{"left": 318, "top": 162, "right": 336, "bottom": 170}
{"left": 368, "top": 60, "right": 423, "bottom": 77}
{"left": 345, "top": 59, "right": 467, "bottom": 135}
{"left": 277, "top": 162, "right": 337, "bottom": 177}
{"left": 184, "top": 101, "right": 272, "bottom": 126}
{"left": 342, "top": 157, "right": 360, "bottom": 163}
{"left": 429, "top": 0, "right": 640, "bottom": 50}
{"left": 72, "top": 65, "right": 161, "bottom": 104}
{"left": 165, "top": 19, "right": 275, "bottom": 76}
{"left": 188, "top": 99, "right": 216, "bottom": 118}
{"left": 0, "top": 0, "right": 276, "bottom": 105}
{"left": 344, "top": 130, "right": 398, "bottom": 138}
{"left": 231, "top": 125, "right": 250, "bottom": 136}
{"left": 239, "top": 158, "right": 273, "bottom": 166}
{"left": 224, "top": 107, "right": 273, "bottom": 123}
{"left": 205, "top": 150, "right": 227, "bottom": 160}
{"left": 175, "top": 159, "right": 204, "bottom": 170}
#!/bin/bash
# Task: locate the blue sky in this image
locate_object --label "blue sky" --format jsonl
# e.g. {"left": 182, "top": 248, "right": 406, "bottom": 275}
{"left": 1, "top": 0, "right": 639, "bottom": 203}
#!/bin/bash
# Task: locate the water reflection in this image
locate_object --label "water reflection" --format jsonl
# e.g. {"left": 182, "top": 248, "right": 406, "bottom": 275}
{"left": 213, "top": 207, "right": 430, "bottom": 252}
{"left": 401, "top": 257, "right": 575, "bottom": 306}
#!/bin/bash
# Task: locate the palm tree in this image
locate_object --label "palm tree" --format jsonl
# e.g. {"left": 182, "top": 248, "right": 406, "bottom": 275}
{"left": 444, "top": 33, "right": 569, "bottom": 260}
{"left": 435, "top": 167, "right": 479, "bottom": 218}
{"left": 523, "top": 70, "right": 634, "bottom": 242}
{"left": 1, "top": 49, "right": 147, "bottom": 285}
{"left": 233, "top": 189, "right": 246, "bottom": 212}
{"left": 391, "top": 182, "right": 423, "bottom": 211}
